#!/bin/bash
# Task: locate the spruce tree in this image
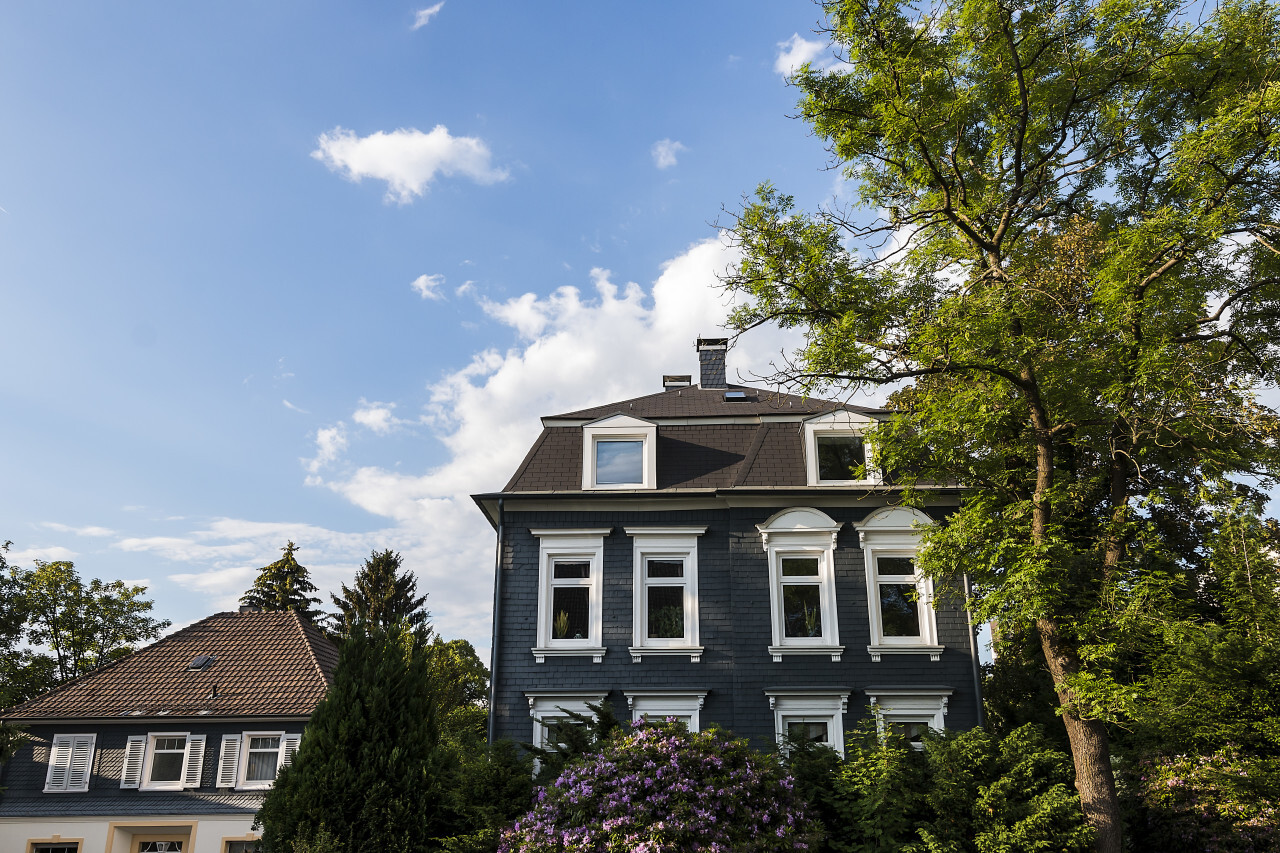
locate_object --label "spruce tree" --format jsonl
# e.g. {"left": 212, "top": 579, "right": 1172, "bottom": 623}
{"left": 240, "top": 541, "right": 322, "bottom": 622}
{"left": 329, "top": 549, "right": 428, "bottom": 637}
{"left": 255, "top": 624, "right": 451, "bottom": 852}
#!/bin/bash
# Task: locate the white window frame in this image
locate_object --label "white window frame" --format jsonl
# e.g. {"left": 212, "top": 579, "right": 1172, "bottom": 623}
{"left": 765, "top": 690, "right": 851, "bottom": 757}
{"left": 582, "top": 414, "right": 657, "bottom": 490}
{"left": 217, "top": 730, "right": 299, "bottom": 791}
{"left": 525, "top": 692, "right": 608, "bottom": 753}
{"left": 624, "top": 691, "right": 707, "bottom": 731}
{"left": 855, "top": 506, "right": 943, "bottom": 661}
{"left": 531, "top": 528, "right": 610, "bottom": 663}
{"left": 866, "top": 688, "right": 952, "bottom": 749}
{"left": 626, "top": 526, "right": 706, "bottom": 662}
{"left": 131, "top": 732, "right": 205, "bottom": 791}
{"left": 43, "top": 733, "right": 96, "bottom": 793}
{"left": 757, "top": 508, "right": 844, "bottom": 662}
{"left": 803, "top": 410, "right": 881, "bottom": 486}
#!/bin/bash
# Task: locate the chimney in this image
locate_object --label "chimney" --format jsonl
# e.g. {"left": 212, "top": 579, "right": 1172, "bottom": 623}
{"left": 697, "top": 338, "right": 728, "bottom": 390}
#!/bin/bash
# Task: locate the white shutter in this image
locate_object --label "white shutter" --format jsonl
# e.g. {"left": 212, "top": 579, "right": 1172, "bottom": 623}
{"left": 217, "top": 734, "right": 242, "bottom": 788}
{"left": 280, "top": 733, "right": 301, "bottom": 770}
{"left": 181, "top": 734, "right": 206, "bottom": 788}
{"left": 65, "top": 733, "right": 96, "bottom": 791}
{"left": 120, "top": 735, "right": 147, "bottom": 788}
{"left": 44, "top": 735, "right": 74, "bottom": 792}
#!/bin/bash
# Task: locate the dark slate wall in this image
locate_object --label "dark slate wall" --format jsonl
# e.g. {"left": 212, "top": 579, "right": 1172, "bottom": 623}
{"left": 491, "top": 503, "right": 982, "bottom": 752}
{"left": 0, "top": 721, "right": 305, "bottom": 798}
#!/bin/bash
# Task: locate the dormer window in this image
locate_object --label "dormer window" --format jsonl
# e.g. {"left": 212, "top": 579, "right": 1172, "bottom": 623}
{"left": 804, "top": 411, "right": 881, "bottom": 486}
{"left": 582, "top": 415, "right": 657, "bottom": 490}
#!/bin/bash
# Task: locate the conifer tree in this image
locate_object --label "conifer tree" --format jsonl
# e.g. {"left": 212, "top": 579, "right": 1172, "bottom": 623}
{"left": 240, "top": 541, "right": 322, "bottom": 623}
{"left": 329, "top": 549, "right": 428, "bottom": 638}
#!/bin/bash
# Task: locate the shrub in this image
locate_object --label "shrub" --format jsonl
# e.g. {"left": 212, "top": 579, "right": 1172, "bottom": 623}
{"left": 500, "top": 720, "right": 820, "bottom": 852}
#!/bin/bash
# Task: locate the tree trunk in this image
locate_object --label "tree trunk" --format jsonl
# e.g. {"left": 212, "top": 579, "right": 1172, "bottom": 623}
{"left": 1038, "top": 616, "right": 1123, "bottom": 853}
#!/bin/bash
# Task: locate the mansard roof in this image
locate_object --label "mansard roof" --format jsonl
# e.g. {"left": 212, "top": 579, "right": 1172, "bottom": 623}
{"left": 544, "top": 384, "right": 879, "bottom": 424}
{"left": 0, "top": 609, "right": 338, "bottom": 722}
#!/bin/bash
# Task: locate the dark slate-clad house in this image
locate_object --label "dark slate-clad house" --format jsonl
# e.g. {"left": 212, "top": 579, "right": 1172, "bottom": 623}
{"left": 474, "top": 338, "right": 982, "bottom": 755}
{"left": 0, "top": 609, "right": 338, "bottom": 853}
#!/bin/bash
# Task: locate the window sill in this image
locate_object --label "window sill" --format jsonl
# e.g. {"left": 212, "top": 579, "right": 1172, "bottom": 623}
{"left": 768, "top": 644, "right": 845, "bottom": 663}
{"left": 867, "top": 644, "right": 944, "bottom": 662}
{"left": 628, "top": 645, "right": 703, "bottom": 663}
{"left": 532, "top": 646, "right": 606, "bottom": 664}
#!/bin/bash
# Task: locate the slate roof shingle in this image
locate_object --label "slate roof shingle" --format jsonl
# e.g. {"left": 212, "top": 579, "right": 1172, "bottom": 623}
{"left": 0, "top": 792, "right": 265, "bottom": 817}
{"left": 548, "top": 385, "right": 881, "bottom": 421}
{"left": 0, "top": 610, "right": 337, "bottom": 721}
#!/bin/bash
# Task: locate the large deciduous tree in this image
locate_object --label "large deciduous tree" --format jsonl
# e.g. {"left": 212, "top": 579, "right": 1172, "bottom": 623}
{"left": 240, "top": 541, "right": 323, "bottom": 623}
{"left": 722, "top": 1, "right": 1280, "bottom": 850}
{"left": 329, "top": 549, "right": 429, "bottom": 638}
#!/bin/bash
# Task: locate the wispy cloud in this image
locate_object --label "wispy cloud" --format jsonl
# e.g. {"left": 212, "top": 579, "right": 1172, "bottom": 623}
{"left": 412, "top": 2, "right": 445, "bottom": 30}
{"left": 41, "top": 522, "right": 116, "bottom": 538}
{"left": 774, "top": 33, "right": 833, "bottom": 76}
{"left": 353, "top": 400, "right": 405, "bottom": 435}
{"left": 304, "top": 424, "right": 348, "bottom": 474}
{"left": 283, "top": 399, "right": 311, "bottom": 414}
{"left": 651, "top": 139, "right": 687, "bottom": 170}
{"left": 312, "top": 126, "right": 509, "bottom": 204}
{"left": 411, "top": 273, "right": 446, "bottom": 300}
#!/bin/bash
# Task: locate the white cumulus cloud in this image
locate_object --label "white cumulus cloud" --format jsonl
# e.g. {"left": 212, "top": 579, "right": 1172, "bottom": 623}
{"left": 312, "top": 126, "right": 509, "bottom": 204}
{"left": 775, "top": 33, "right": 832, "bottom": 76}
{"left": 651, "top": 139, "right": 687, "bottom": 170}
{"left": 304, "top": 424, "right": 349, "bottom": 474}
{"left": 412, "top": 2, "right": 445, "bottom": 30}
{"left": 353, "top": 400, "right": 402, "bottom": 435}
{"left": 411, "top": 273, "right": 446, "bottom": 300}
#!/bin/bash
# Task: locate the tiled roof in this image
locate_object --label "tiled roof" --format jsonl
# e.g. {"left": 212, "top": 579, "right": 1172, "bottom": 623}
{"left": 548, "top": 385, "right": 880, "bottom": 421}
{"left": 0, "top": 792, "right": 263, "bottom": 817}
{"left": 0, "top": 610, "right": 337, "bottom": 721}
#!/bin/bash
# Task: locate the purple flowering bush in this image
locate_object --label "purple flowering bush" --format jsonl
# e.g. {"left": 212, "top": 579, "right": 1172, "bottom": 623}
{"left": 499, "top": 721, "right": 819, "bottom": 852}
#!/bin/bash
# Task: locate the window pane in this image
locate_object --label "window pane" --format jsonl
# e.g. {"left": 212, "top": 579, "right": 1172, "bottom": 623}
{"left": 880, "top": 583, "right": 921, "bottom": 636}
{"left": 647, "top": 586, "right": 685, "bottom": 639}
{"left": 551, "top": 587, "right": 590, "bottom": 640}
{"left": 246, "top": 749, "right": 279, "bottom": 782}
{"left": 889, "top": 720, "right": 930, "bottom": 745}
{"left": 226, "top": 844, "right": 259, "bottom": 853}
{"left": 816, "top": 435, "right": 865, "bottom": 480}
{"left": 646, "top": 559, "right": 683, "bottom": 578}
{"left": 33, "top": 846, "right": 79, "bottom": 853}
{"left": 149, "top": 737, "right": 186, "bottom": 783}
{"left": 786, "top": 720, "right": 829, "bottom": 743}
{"left": 780, "top": 557, "right": 819, "bottom": 576}
{"left": 552, "top": 561, "right": 589, "bottom": 579}
{"left": 877, "top": 556, "right": 915, "bottom": 575}
{"left": 782, "top": 585, "right": 823, "bottom": 637}
{"left": 138, "top": 842, "right": 183, "bottom": 852}
{"left": 595, "top": 440, "right": 643, "bottom": 484}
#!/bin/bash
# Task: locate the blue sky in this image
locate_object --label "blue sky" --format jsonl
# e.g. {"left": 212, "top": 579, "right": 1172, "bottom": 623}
{"left": 1, "top": 2, "right": 865, "bottom": 652}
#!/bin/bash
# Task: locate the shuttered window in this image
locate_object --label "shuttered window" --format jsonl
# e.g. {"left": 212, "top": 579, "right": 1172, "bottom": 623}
{"left": 44, "top": 733, "right": 96, "bottom": 792}
{"left": 120, "top": 733, "right": 208, "bottom": 790}
{"left": 216, "top": 731, "right": 301, "bottom": 789}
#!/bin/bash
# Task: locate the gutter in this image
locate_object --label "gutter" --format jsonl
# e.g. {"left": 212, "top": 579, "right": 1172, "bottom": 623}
{"left": 487, "top": 497, "right": 505, "bottom": 744}
{"left": 963, "top": 572, "right": 986, "bottom": 728}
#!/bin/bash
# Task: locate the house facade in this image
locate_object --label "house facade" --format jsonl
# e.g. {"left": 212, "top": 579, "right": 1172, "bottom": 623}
{"left": 0, "top": 609, "right": 337, "bottom": 853}
{"left": 475, "top": 338, "right": 983, "bottom": 756}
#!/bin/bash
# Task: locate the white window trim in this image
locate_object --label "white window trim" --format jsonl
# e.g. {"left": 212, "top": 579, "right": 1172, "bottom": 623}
{"left": 855, "top": 506, "right": 943, "bottom": 661}
{"left": 229, "top": 731, "right": 295, "bottom": 791}
{"left": 626, "top": 526, "right": 707, "bottom": 662}
{"left": 866, "top": 687, "right": 952, "bottom": 749}
{"left": 135, "top": 732, "right": 205, "bottom": 791}
{"left": 624, "top": 690, "right": 708, "bottom": 731}
{"left": 757, "top": 508, "right": 844, "bottom": 662}
{"left": 44, "top": 733, "right": 96, "bottom": 793}
{"left": 530, "top": 528, "right": 610, "bottom": 663}
{"left": 803, "top": 410, "right": 882, "bottom": 486}
{"left": 525, "top": 692, "right": 608, "bottom": 753}
{"left": 765, "top": 689, "right": 851, "bottom": 757}
{"left": 582, "top": 414, "right": 657, "bottom": 490}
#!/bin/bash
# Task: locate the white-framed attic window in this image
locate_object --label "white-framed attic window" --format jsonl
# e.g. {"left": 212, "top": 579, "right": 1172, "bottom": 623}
{"left": 855, "top": 507, "right": 943, "bottom": 661}
{"left": 626, "top": 526, "right": 707, "bottom": 663}
{"left": 803, "top": 410, "right": 881, "bottom": 486}
{"left": 121, "top": 732, "right": 206, "bottom": 791}
{"left": 582, "top": 414, "right": 657, "bottom": 490}
{"left": 757, "top": 508, "right": 844, "bottom": 662}
{"left": 530, "top": 528, "right": 610, "bottom": 663}
{"left": 43, "top": 733, "right": 96, "bottom": 793}
{"left": 866, "top": 687, "right": 952, "bottom": 749}
{"left": 765, "top": 689, "right": 851, "bottom": 757}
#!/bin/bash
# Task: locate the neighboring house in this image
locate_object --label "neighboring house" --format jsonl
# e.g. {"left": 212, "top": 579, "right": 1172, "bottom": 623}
{"left": 475, "top": 338, "right": 983, "bottom": 756}
{"left": 0, "top": 609, "right": 337, "bottom": 853}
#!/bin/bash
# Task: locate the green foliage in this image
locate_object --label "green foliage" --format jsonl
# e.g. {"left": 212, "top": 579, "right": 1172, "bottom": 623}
{"left": 255, "top": 624, "right": 449, "bottom": 852}
{"left": 786, "top": 723, "right": 1092, "bottom": 853}
{"left": 524, "top": 700, "right": 625, "bottom": 786}
{"left": 501, "top": 721, "right": 820, "bottom": 852}
{"left": 437, "top": 740, "right": 535, "bottom": 853}
{"left": 329, "top": 549, "right": 429, "bottom": 638}
{"left": 241, "top": 541, "right": 323, "bottom": 623}
{"left": 1121, "top": 750, "right": 1280, "bottom": 852}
